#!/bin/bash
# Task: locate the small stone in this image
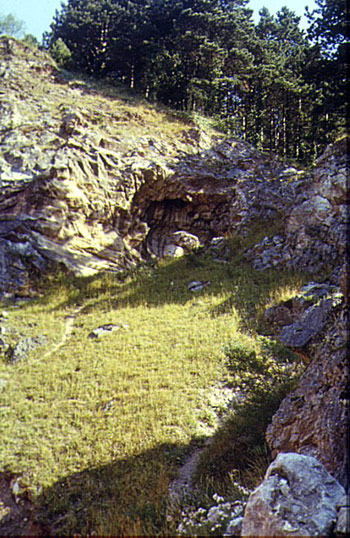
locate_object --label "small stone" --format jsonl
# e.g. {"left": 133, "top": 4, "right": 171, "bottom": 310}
{"left": 6, "top": 336, "right": 47, "bottom": 364}
{"left": 188, "top": 280, "right": 211, "bottom": 292}
{"left": 88, "top": 323, "right": 129, "bottom": 339}
{"left": 224, "top": 516, "right": 243, "bottom": 536}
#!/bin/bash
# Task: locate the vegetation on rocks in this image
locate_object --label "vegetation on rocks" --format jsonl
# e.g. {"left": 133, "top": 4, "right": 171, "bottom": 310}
{"left": 0, "top": 6, "right": 347, "bottom": 533}
{"left": 45, "top": 0, "right": 347, "bottom": 162}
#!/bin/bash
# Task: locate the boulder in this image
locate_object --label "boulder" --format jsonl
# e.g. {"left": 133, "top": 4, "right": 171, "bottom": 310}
{"left": 279, "top": 297, "right": 334, "bottom": 348}
{"left": 242, "top": 453, "right": 345, "bottom": 537}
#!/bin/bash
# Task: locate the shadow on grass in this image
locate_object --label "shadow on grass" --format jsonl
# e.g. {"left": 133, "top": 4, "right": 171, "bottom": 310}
{"left": 42, "top": 253, "right": 305, "bottom": 330}
{"left": 195, "top": 379, "right": 299, "bottom": 492}
{"left": 34, "top": 439, "right": 202, "bottom": 536}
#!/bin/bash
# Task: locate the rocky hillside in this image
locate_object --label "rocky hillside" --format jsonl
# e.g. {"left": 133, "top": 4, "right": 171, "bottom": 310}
{"left": 0, "top": 36, "right": 311, "bottom": 298}
{"left": 0, "top": 37, "right": 348, "bottom": 536}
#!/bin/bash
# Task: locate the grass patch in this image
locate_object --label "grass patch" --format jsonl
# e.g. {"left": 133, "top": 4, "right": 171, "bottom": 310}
{"left": 0, "top": 247, "right": 307, "bottom": 534}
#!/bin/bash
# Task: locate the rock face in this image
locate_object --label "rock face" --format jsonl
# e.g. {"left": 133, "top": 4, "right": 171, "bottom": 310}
{"left": 242, "top": 453, "right": 345, "bottom": 537}
{"left": 245, "top": 137, "right": 348, "bottom": 273}
{"left": 266, "top": 301, "right": 348, "bottom": 487}
{"left": 2, "top": 37, "right": 346, "bottom": 299}
{"left": 1, "top": 36, "right": 280, "bottom": 297}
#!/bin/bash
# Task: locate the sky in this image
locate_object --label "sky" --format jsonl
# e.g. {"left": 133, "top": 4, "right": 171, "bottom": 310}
{"left": 0, "top": 0, "right": 317, "bottom": 41}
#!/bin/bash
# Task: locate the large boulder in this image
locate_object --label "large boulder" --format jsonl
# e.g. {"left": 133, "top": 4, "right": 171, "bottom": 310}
{"left": 242, "top": 453, "right": 345, "bottom": 537}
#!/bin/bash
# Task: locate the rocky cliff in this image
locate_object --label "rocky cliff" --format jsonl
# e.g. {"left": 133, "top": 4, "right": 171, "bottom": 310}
{"left": 0, "top": 37, "right": 348, "bottom": 535}
{"left": 0, "top": 36, "right": 321, "bottom": 299}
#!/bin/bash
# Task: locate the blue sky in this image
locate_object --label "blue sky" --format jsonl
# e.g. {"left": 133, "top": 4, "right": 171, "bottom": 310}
{"left": 1, "top": 0, "right": 317, "bottom": 40}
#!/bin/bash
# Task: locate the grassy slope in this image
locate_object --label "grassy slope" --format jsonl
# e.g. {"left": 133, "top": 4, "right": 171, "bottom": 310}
{"left": 0, "top": 242, "right": 307, "bottom": 535}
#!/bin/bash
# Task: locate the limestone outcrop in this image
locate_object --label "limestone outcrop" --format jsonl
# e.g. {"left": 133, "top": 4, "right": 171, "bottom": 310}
{"left": 0, "top": 37, "right": 286, "bottom": 297}
{"left": 1, "top": 37, "right": 347, "bottom": 300}
{"left": 241, "top": 453, "right": 345, "bottom": 537}
{"left": 0, "top": 37, "right": 349, "bottom": 535}
{"left": 245, "top": 137, "right": 348, "bottom": 273}
{"left": 266, "top": 300, "right": 348, "bottom": 488}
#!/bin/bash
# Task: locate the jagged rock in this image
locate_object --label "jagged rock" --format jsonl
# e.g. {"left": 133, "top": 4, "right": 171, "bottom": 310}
{"left": 245, "top": 137, "right": 348, "bottom": 273}
{"left": 1, "top": 36, "right": 311, "bottom": 297}
{"left": 266, "top": 303, "right": 348, "bottom": 486}
{"left": 1, "top": 37, "right": 348, "bottom": 296}
{"left": 279, "top": 297, "right": 335, "bottom": 348}
{"left": 241, "top": 453, "right": 345, "bottom": 537}
{"left": 88, "top": 323, "right": 129, "bottom": 339}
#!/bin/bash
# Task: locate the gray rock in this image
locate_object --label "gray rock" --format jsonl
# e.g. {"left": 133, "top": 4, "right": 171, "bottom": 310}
{"left": 336, "top": 495, "right": 350, "bottom": 535}
{"left": 242, "top": 453, "right": 345, "bottom": 537}
{"left": 6, "top": 336, "right": 47, "bottom": 364}
{"left": 224, "top": 516, "right": 243, "bottom": 536}
{"left": 88, "top": 323, "right": 129, "bottom": 339}
{"left": 279, "top": 298, "right": 334, "bottom": 348}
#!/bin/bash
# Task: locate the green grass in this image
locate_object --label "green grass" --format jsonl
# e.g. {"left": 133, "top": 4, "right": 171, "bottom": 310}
{"left": 0, "top": 249, "right": 307, "bottom": 535}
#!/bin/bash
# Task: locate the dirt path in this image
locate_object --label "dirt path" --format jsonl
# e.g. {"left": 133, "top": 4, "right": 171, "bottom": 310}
{"left": 168, "top": 438, "right": 212, "bottom": 506}
{"left": 33, "top": 303, "right": 85, "bottom": 365}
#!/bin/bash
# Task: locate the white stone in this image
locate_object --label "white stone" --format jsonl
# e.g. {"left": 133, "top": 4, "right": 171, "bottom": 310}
{"left": 242, "top": 453, "right": 345, "bottom": 537}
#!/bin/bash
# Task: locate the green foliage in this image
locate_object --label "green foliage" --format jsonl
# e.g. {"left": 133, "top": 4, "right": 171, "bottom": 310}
{"left": 195, "top": 378, "right": 300, "bottom": 489}
{"left": 49, "top": 37, "right": 73, "bottom": 68}
{"left": 43, "top": 0, "right": 344, "bottom": 162}
{"left": 0, "top": 12, "right": 25, "bottom": 37}
{"left": 0, "top": 234, "right": 308, "bottom": 534}
{"left": 22, "top": 34, "right": 39, "bottom": 48}
{"left": 224, "top": 342, "right": 265, "bottom": 375}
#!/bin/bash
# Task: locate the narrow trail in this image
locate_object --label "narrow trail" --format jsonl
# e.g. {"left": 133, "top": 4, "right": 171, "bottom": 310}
{"left": 168, "top": 385, "right": 240, "bottom": 510}
{"left": 0, "top": 304, "right": 86, "bottom": 534}
{"left": 168, "top": 438, "right": 212, "bottom": 506}
{"left": 35, "top": 303, "right": 85, "bottom": 364}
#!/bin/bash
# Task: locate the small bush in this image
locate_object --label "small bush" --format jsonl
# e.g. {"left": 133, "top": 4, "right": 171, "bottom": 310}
{"left": 224, "top": 342, "right": 266, "bottom": 375}
{"left": 50, "top": 38, "right": 72, "bottom": 68}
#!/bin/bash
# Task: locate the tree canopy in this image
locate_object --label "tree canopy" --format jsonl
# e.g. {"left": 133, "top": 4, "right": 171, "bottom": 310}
{"left": 0, "top": 12, "right": 25, "bottom": 38}
{"left": 45, "top": 0, "right": 347, "bottom": 162}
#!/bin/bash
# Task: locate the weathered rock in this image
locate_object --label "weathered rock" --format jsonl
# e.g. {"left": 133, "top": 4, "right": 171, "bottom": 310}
{"left": 335, "top": 495, "right": 350, "bottom": 535}
{"left": 266, "top": 303, "right": 348, "bottom": 486}
{"left": 245, "top": 137, "right": 348, "bottom": 273}
{"left": 0, "top": 36, "right": 309, "bottom": 297}
{"left": 224, "top": 516, "right": 243, "bottom": 536}
{"left": 88, "top": 323, "right": 129, "bottom": 339}
{"left": 279, "top": 297, "right": 334, "bottom": 348}
{"left": 241, "top": 453, "right": 345, "bottom": 537}
{"left": 6, "top": 336, "right": 47, "bottom": 364}
{"left": 1, "top": 36, "right": 348, "bottom": 297}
